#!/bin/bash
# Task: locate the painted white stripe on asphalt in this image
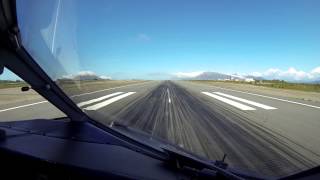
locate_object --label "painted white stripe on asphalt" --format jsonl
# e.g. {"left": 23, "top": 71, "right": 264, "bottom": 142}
{"left": 202, "top": 92, "right": 256, "bottom": 111}
{"left": 213, "top": 92, "right": 277, "bottom": 110}
{"left": 210, "top": 86, "right": 320, "bottom": 109}
{"left": 167, "top": 88, "right": 171, "bottom": 103}
{"left": 84, "top": 92, "right": 136, "bottom": 111}
{"left": 77, "top": 92, "right": 124, "bottom": 107}
{"left": 0, "top": 81, "right": 152, "bottom": 113}
{"left": 0, "top": 101, "right": 48, "bottom": 113}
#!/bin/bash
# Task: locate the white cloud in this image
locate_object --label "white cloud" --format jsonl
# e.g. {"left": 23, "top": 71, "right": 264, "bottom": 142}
{"left": 251, "top": 66, "right": 320, "bottom": 81}
{"left": 311, "top": 67, "right": 320, "bottom": 74}
{"left": 99, "top": 75, "right": 112, "bottom": 80}
{"left": 136, "top": 33, "right": 151, "bottom": 42}
{"left": 173, "top": 71, "right": 204, "bottom": 78}
{"left": 264, "top": 68, "right": 281, "bottom": 76}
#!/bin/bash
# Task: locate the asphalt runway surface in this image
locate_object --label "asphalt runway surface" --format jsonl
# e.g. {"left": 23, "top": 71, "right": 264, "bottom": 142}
{"left": 1, "top": 80, "right": 320, "bottom": 177}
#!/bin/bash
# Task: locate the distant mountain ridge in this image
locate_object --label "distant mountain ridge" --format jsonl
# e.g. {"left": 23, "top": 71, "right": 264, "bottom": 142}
{"left": 179, "top": 71, "right": 263, "bottom": 81}
{"left": 193, "top": 72, "right": 232, "bottom": 80}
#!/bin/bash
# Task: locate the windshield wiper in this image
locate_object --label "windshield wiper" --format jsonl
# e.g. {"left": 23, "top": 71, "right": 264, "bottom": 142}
{"left": 161, "top": 146, "right": 244, "bottom": 179}
{"left": 110, "top": 122, "right": 268, "bottom": 179}
{"left": 111, "top": 121, "right": 245, "bottom": 179}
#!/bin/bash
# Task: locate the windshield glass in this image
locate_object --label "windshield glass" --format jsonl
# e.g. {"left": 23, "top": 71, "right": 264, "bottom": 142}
{"left": 0, "top": 68, "right": 65, "bottom": 120}
{"left": 15, "top": 0, "right": 320, "bottom": 177}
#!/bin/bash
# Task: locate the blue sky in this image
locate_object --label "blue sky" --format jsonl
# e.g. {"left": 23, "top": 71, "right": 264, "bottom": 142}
{"left": 2, "top": 0, "right": 320, "bottom": 81}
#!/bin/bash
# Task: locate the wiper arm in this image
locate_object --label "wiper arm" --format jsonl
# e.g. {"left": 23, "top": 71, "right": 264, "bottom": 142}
{"left": 162, "top": 146, "right": 244, "bottom": 180}
{"left": 111, "top": 122, "right": 244, "bottom": 179}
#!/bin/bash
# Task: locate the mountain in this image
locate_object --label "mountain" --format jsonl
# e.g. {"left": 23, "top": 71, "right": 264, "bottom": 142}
{"left": 178, "top": 71, "right": 263, "bottom": 81}
{"left": 193, "top": 72, "right": 232, "bottom": 80}
{"left": 71, "top": 74, "right": 101, "bottom": 80}
{"left": 312, "top": 80, "right": 320, "bottom": 84}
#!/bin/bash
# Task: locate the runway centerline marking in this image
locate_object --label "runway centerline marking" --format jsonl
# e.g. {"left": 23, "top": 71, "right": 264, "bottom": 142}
{"left": 167, "top": 88, "right": 171, "bottom": 103}
{"left": 84, "top": 92, "right": 136, "bottom": 111}
{"left": 77, "top": 92, "right": 123, "bottom": 107}
{"left": 213, "top": 92, "right": 277, "bottom": 110}
{"left": 209, "top": 85, "right": 320, "bottom": 109}
{"left": 202, "top": 92, "right": 256, "bottom": 111}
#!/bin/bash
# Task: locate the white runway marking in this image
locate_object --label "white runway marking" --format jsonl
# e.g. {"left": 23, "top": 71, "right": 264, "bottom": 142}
{"left": 84, "top": 92, "right": 136, "bottom": 111}
{"left": 167, "top": 88, "right": 171, "bottom": 103}
{"left": 202, "top": 92, "right": 256, "bottom": 111}
{"left": 0, "top": 101, "right": 48, "bottom": 113}
{"left": 77, "top": 92, "right": 123, "bottom": 107}
{"left": 213, "top": 92, "right": 277, "bottom": 110}
{"left": 210, "top": 86, "right": 320, "bottom": 109}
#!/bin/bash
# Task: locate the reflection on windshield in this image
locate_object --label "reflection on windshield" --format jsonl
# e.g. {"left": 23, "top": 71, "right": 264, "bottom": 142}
{"left": 0, "top": 68, "right": 66, "bottom": 121}
{"left": 16, "top": 0, "right": 80, "bottom": 81}
{"left": 15, "top": 0, "right": 320, "bottom": 177}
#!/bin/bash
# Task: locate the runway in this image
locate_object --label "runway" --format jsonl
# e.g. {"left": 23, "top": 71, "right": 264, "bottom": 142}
{"left": 1, "top": 80, "right": 320, "bottom": 177}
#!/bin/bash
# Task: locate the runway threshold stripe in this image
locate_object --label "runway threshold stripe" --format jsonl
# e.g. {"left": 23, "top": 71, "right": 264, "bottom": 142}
{"left": 84, "top": 92, "right": 136, "bottom": 111}
{"left": 77, "top": 92, "right": 123, "bottom": 107}
{"left": 0, "top": 82, "right": 151, "bottom": 113}
{"left": 202, "top": 92, "right": 256, "bottom": 111}
{"left": 213, "top": 92, "right": 277, "bottom": 110}
{"left": 210, "top": 85, "right": 320, "bottom": 109}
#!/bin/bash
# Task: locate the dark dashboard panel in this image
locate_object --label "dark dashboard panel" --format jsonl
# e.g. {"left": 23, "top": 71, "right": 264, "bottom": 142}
{"left": 0, "top": 119, "right": 187, "bottom": 180}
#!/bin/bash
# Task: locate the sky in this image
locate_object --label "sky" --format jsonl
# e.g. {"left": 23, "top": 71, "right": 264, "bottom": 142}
{"left": 2, "top": 0, "right": 320, "bottom": 81}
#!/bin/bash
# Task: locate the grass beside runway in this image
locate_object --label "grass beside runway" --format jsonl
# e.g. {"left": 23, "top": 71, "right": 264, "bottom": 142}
{"left": 0, "top": 80, "right": 27, "bottom": 89}
{"left": 0, "top": 80, "right": 148, "bottom": 107}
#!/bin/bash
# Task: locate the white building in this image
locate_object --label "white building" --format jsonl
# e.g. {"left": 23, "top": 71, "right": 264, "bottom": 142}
{"left": 244, "top": 78, "right": 255, "bottom": 82}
